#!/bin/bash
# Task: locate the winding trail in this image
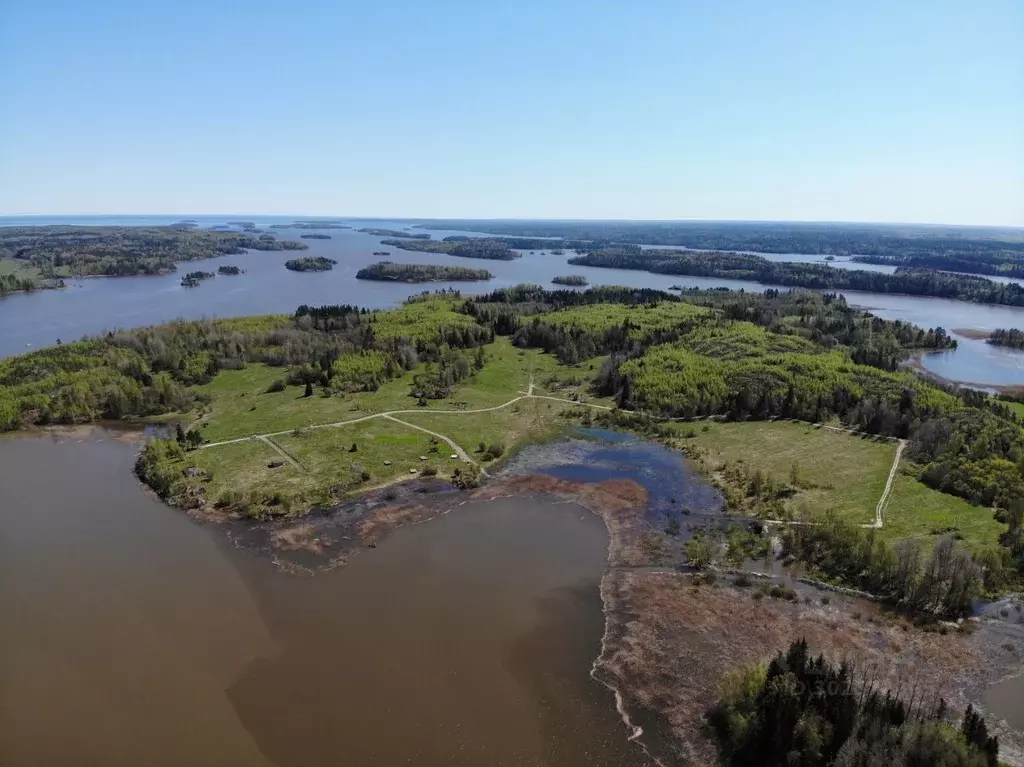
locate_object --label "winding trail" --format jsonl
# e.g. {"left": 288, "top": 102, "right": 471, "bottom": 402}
{"left": 196, "top": 382, "right": 904, "bottom": 530}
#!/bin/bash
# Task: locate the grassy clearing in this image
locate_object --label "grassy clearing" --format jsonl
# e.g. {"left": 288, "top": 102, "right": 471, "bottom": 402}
{"left": 0, "top": 258, "right": 45, "bottom": 279}
{"left": 666, "top": 419, "right": 1005, "bottom": 553}
{"left": 883, "top": 473, "right": 1006, "bottom": 553}
{"left": 1001, "top": 400, "right": 1024, "bottom": 420}
{"left": 181, "top": 419, "right": 462, "bottom": 516}
{"left": 191, "top": 337, "right": 608, "bottom": 442}
{"left": 400, "top": 397, "right": 574, "bottom": 462}
{"left": 675, "top": 420, "right": 894, "bottom": 525}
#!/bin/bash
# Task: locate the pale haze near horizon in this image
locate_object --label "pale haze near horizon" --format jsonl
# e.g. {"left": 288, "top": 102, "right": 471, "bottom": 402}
{"left": 1, "top": 1, "right": 1021, "bottom": 226}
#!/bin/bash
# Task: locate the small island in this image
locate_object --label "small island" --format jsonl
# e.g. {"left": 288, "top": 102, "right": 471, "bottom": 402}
{"left": 180, "top": 271, "right": 214, "bottom": 287}
{"left": 226, "top": 221, "right": 256, "bottom": 228}
{"left": 285, "top": 256, "right": 337, "bottom": 272}
{"left": 356, "top": 262, "right": 493, "bottom": 283}
{"left": 551, "top": 275, "right": 588, "bottom": 286}
{"left": 372, "top": 251, "right": 391, "bottom": 256}
{"left": 217, "top": 265, "right": 243, "bottom": 276}
{"left": 989, "top": 328, "right": 1024, "bottom": 349}
{"left": 359, "top": 228, "right": 431, "bottom": 239}
{"left": 300, "top": 234, "right": 332, "bottom": 240}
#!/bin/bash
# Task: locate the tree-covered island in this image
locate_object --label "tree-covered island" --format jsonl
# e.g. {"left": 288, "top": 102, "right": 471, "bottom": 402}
{"left": 551, "top": 275, "right": 588, "bottom": 286}
{"left": 358, "top": 228, "right": 431, "bottom": 239}
{"left": 180, "top": 271, "right": 215, "bottom": 287}
{"left": 355, "top": 262, "right": 493, "bottom": 283}
{"left": 284, "top": 256, "right": 337, "bottom": 272}
{"left": 380, "top": 237, "right": 520, "bottom": 261}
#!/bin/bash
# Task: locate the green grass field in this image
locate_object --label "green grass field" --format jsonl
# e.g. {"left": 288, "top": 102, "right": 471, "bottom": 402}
{"left": 191, "top": 337, "right": 607, "bottom": 442}
{"left": 677, "top": 420, "right": 894, "bottom": 525}
{"left": 883, "top": 473, "right": 1006, "bottom": 553}
{"left": 669, "top": 419, "right": 1004, "bottom": 552}
{"left": 181, "top": 419, "right": 462, "bottom": 516}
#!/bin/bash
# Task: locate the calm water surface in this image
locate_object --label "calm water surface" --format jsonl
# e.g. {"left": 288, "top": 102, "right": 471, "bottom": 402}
{"left": 1, "top": 215, "right": 1021, "bottom": 387}
{"left": 0, "top": 432, "right": 651, "bottom": 767}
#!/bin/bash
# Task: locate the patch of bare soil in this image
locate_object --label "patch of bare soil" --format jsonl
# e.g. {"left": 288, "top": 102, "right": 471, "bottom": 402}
{"left": 596, "top": 571, "right": 1024, "bottom": 766}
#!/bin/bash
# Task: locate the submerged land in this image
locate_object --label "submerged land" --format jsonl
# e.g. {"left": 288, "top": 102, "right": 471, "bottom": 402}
{"left": 3, "top": 283, "right": 1024, "bottom": 765}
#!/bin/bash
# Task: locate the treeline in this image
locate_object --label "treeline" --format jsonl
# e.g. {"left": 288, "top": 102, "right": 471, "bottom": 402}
{"left": 380, "top": 237, "right": 520, "bottom": 261}
{"left": 783, "top": 515, "right": 988, "bottom": 615}
{"left": 568, "top": 248, "right": 1024, "bottom": 307}
{"left": 988, "top": 327, "right": 1024, "bottom": 349}
{"left": 285, "top": 256, "right": 337, "bottom": 272}
{"left": 854, "top": 253, "right": 1024, "bottom": 279}
{"left": 709, "top": 639, "right": 1000, "bottom": 766}
{"left": 0, "top": 226, "right": 306, "bottom": 278}
{"left": 417, "top": 219, "right": 1024, "bottom": 262}
{"left": 355, "top": 262, "right": 492, "bottom": 282}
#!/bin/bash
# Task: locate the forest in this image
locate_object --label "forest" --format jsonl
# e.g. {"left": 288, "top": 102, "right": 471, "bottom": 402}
{"left": 988, "top": 328, "right": 1024, "bottom": 349}
{"left": 358, "top": 228, "right": 431, "bottom": 239}
{"left": 380, "top": 237, "right": 520, "bottom": 260}
{"left": 0, "top": 226, "right": 306, "bottom": 278}
{"left": 853, "top": 253, "right": 1024, "bottom": 279}
{"left": 709, "top": 639, "right": 1000, "bottom": 766}
{"left": 415, "top": 219, "right": 1024, "bottom": 261}
{"left": 568, "top": 248, "right": 1024, "bottom": 306}
{"left": 355, "top": 262, "right": 493, "bottom": 282}
{"left": 1, "top": 285, "right": 1021, "bottom": 582}
{"left": 284, "top": 256, "right": 337, "bottom": 272}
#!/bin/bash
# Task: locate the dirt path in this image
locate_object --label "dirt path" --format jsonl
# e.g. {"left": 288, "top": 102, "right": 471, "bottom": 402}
{"left": 259, "top": 435, "right": 304, "bottom": 471}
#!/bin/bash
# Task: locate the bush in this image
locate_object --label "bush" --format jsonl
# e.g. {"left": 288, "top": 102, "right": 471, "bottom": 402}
{"left": 486, "top": 442, "right": 505, "bottom": 458}
{"left": 421, "top": 466, "right": 438, "bottom": 477}
{"left": 267, "top": 379, "right": 286, "bottom": 393}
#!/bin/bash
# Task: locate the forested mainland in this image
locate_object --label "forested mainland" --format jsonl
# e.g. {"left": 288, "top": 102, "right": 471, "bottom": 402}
{"left": 568, "top": 247, "right": 1024, "bottom": 307}
{"left": 413, "top": 220, "right": 1024, "bottom": 278}
{"left": 0, "top": 226, "right": 307, "bottom": 282}
{"left": 2, "top": 284, "right": 1022, "bottom": 596}
{"left": 355, "top": 262, "right": 493, "bottom": 282}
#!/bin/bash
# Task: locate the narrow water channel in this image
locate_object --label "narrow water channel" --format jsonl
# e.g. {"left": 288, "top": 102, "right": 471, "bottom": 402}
{"left": 0, "top": 432, "right": 651, "bottom": 766}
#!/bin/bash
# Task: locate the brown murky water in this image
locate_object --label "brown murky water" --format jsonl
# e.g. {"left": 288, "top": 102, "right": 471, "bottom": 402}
{"left": 0, "top": 433, "right": 650, "bottom": 766}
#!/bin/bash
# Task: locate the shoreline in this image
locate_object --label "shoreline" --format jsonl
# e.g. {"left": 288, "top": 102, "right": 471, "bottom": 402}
{"left": 15, "top": 425, "right": 1024, "bottom": 765}
{"left": 902, "top": 351, "right": 1024, "bottom": 395}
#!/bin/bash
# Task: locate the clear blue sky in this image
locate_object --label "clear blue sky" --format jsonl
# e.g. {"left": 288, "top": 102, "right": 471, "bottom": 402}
{"left": 1, "top": 1, "right": 1021, "bottom": 225}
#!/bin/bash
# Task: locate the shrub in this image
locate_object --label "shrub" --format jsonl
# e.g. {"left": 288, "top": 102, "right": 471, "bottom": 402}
{"left": 267, "top": 379, "right": 286, "bottom": 393}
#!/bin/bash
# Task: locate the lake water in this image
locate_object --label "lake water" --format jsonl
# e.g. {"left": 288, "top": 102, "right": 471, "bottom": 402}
{"left": 0, "top": 431, "right": 652, "bottom": 767}
{"left": 1, "top": 215, "right": 1022, "bottom": 387}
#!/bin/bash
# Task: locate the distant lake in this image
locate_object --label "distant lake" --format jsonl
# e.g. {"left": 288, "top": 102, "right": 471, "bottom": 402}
{"left": 1, "top": 216, "right": 1022, "bottom": 387}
